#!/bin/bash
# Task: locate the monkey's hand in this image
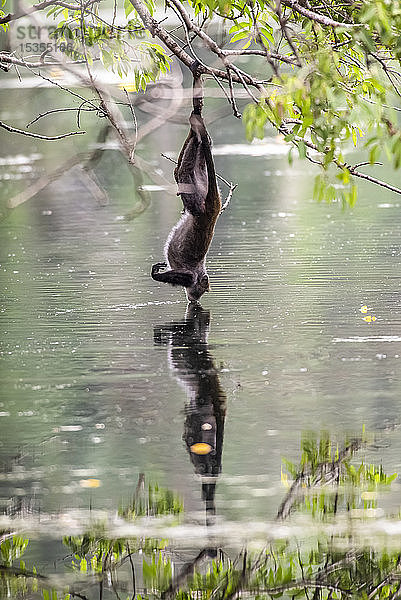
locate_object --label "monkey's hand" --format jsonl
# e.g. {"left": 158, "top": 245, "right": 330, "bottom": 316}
{"left": 151, "top": 262, "right": 168, "bottom": 276}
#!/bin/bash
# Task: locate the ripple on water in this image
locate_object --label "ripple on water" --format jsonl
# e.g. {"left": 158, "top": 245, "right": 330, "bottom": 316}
{"left": 333, "top": 336, "right": 401, "bottom": 343}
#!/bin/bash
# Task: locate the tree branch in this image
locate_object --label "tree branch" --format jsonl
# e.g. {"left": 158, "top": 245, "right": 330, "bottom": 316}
{"left": 0, "top": 0, "right": 97, "bottom": 24}
{"left": 0, "top": 119, "right": 85, "bottom": 140}
{"left": 221, "top": 48, "right": 297, "bottom": 67}
{"left": 167, "top": 0, "right": 264, "bottom": 97}
{"left": 347, "top": 164, "right": 401, "bottom": 196}
{"left": 281, "top": 123, "right": 401, "bottom": 198}
{"left": 281, "top": 0, "right": 360, "bottom": 28}
{"left": 127, "top": 0, "right": 265, "bottom": 92}
{"left": 0, "top": 52, "right": 91, "bottom": 69}
{"left": 26, "top": 106, "right": 96, "bottom": 128}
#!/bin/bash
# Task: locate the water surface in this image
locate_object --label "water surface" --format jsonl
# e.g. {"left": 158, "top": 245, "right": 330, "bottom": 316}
{"left": 1, "top": 83, "right": 401, "bottom": 598}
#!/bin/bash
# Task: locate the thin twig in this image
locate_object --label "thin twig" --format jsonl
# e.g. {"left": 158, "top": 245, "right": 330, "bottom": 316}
{"left": 0, "top": 0, "right": 98, "bottom": 23}
{"left": 249, "top": 0, "right": 280, "bottom": 78}
{"left": 352, "top": 161, "right": 383, "bottom": 169}
{"left": 123, "top": 88, "right": 138, "bottom": 162}
{"left": 0, "top": 119, "right": 85, "bottom": 140}
{"left": 26, "top": 106, "right": 95, "bottom": 128}
{"left": 27, "top": 67, "right": 105, "bottom": 115}
{"left": 226, "top": 67, "right": 242, "bottom": 118}
{"left": 276, "top": 1, "right": 302, "bottom": 66}
{"left": 220, "top": 183, "right": 237, "bottom": 212}
{"left": 281, "top": 0, "right": 360, "bottom": 27}
{"left": 221, "top": 48, "right": 297, "bottom": 66}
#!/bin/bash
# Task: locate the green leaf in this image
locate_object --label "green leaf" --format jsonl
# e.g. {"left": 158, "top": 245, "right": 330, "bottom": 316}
{"left": 230, "top": 31, "right": 248, "bottom": 43}
{"left": 124, "top": 0, "right": 135, "bottom": 17}
{"left": 369, "top": 144, "right": 381, "bottom": 164}
{"left": 100, "top": 49, "right": 113, "bottom": 69}
{"left": 297, "top": 140, "right": 306, "bottom": 159}
{"left": 349, "top": 183, "right": 358, "bottom": 207}
{"left": 260, "top": 26, "right": 274, "bottom": 45}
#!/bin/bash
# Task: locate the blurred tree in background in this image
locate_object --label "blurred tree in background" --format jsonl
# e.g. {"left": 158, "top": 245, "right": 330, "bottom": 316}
{"left": 1, "top": 0, "right": 401, "bottom": 203}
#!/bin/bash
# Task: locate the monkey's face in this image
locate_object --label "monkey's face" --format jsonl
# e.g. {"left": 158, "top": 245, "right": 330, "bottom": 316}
{"left": 186, "top": 274, "right": 210, "bottom": 303}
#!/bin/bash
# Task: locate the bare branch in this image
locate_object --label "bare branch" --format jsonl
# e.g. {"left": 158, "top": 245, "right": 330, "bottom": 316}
{"left": 0, "top": 119, "right": 85, "bottom": 140}
{"left": 123, "top": 88, "right": 138, "bottom": 162}
{"left": 0, "top": 0, "right": 97, "bottom": 24}
{"left": 26, "top": 106, "right": 96, "bottom": 128}
{"left": 275, "top": 1, "right": 302, "bottom": 66}
{"left": 221, "top": 49, "right": 297, "bottom": 67}
{"left": 167, "top": 0, "right": 263, "bottom": 100}
{"left": 226, "top": 67, "right": 242, "bottom": 118}
{"left": 220, "top": 183, "right": 237, "bottom": 213}
{"left": 281, "top": 0, "right": 360, "bottom": 28}
{"left": 0, "top": 52, "right": 91, "bottom": 69}
{"left": 347, "top": 164, "right": 401, "bottom": 196}
{"left": 25, "top": 67, "right": 105, "bottom": 115}
{"left": 75, "top": 1, "right": 135, "bottom": 161}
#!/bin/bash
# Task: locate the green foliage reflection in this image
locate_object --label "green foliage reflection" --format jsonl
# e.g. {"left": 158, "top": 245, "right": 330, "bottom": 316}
{"left": 119, "top": 478, "right": 183, "bottom": 520}
{"left": 280, "top": 431, "right": 397, "bottom": 518}
{"left": 1, "top": 435, "right": 400, "bottom": 599}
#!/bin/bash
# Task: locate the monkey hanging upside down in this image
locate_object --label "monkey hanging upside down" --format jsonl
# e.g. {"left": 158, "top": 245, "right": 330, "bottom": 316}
{"left": 151, "top": 103, "right": 221, "bottom": 303}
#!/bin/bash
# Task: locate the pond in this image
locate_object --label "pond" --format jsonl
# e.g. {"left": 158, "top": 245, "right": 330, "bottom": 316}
{"left": 1, "top": 80, "right": 401, "bottom": 599}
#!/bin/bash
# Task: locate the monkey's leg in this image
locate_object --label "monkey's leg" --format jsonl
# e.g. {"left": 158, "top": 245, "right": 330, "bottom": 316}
{"left": 175, "top": 123, "right": 208, "bottom": 216}
{"left": 151, "top": 267, "right": 194, "bottom": 288}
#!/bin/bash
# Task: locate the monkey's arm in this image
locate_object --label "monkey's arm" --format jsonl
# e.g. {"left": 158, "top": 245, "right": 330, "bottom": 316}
{"left": 151, "top": 263, "right": 195, "bottom": 287}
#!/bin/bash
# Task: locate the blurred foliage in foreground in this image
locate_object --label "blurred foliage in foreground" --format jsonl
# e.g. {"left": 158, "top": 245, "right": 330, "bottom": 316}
{"left": 1, "top": 433, "right": 401, "bottom": 599}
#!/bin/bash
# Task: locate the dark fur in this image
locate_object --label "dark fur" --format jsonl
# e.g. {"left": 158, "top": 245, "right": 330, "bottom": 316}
{"left": 151, "top": 111, "right": 221, "bottom": 302}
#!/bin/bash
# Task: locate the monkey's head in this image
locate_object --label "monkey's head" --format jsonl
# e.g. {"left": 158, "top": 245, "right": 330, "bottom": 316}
{"left": 186, "top": 274, "right": 210, "bottom": 303}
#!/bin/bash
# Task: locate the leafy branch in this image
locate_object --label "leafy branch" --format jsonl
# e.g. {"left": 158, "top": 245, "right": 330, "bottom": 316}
{"left": 2, "top": 0, "right": 401, "bottom": 203}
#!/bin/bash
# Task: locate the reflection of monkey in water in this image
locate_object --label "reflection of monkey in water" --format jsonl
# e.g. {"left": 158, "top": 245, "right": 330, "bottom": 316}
{"left": 151, "top": 74, "right": 221, "bottom": 303}
{"left": 154, "top": 304, "right": 226, "bottom": 524}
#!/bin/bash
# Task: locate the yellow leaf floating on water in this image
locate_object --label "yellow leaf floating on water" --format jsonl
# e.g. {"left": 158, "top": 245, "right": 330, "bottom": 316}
{"left": 363, "top": 315, "right": 377, "bottom": 323}
{"left": 190, "top": 443, "right": 212, "bottom": 455}
{"left": 79, "top": 478, "right": 101, "bottom": 488}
